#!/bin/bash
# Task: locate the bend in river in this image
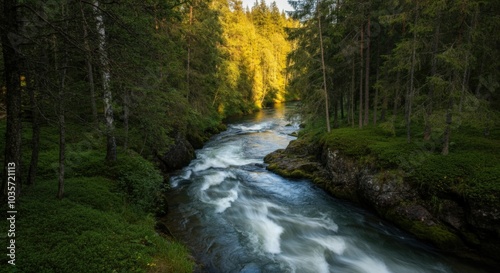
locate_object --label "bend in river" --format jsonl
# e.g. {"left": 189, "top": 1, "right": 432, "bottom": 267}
{"left": 164, "top": 104, "right": 488, "bottom": 273}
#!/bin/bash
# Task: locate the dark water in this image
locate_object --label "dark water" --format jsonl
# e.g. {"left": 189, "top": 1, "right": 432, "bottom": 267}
{"left": 164, "top": 104, "right": 488, "bottom": 273}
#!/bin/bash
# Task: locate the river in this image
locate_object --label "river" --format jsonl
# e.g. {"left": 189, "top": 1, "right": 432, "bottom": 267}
{"left": 164, "top": 104, "right": 488, "bottom": 273}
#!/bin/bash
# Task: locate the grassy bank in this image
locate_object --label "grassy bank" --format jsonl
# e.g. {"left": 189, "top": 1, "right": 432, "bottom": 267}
{"left": 301, "top": 119, "right": 500, "bottom": 209}
{"left": 0, "top": 122, "right": 195, "bottom": 273}
{"left": 271, "top": 119, "right": 499, "bottom": 263}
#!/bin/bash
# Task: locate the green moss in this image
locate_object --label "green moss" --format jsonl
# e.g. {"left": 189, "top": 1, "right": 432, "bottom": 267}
{"left": 290, "top": 169, "right": 312, "bottom": 178}
{"left": 0, "top": 122, "right": 194, "bottom": 273}
{"left": 300, "top": 121, "right": 500, "bottom": 212}
{"left": 0, "top": 177, "right": 194, "bottom": 273}
{"left": 374, "top": 170, "right": 405, "bottom": 185}
{"left": 385, "top": 209, "right": 463, "bottom": 249}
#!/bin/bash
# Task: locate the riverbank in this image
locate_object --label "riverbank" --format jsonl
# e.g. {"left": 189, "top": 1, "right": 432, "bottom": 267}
{"left": 0, "top": 123, "right": 195, "bottom": 273}
{"left": 264, "top": 123, "right": 500, "bottom": 269}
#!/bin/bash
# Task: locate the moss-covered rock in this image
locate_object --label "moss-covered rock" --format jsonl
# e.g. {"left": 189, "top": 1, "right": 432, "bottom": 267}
{"left": 264, "top": 132, "right": 500, "bottom": 264}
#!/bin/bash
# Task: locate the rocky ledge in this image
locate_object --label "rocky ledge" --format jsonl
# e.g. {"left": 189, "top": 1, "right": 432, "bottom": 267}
{"left": 264, "top": 139, "right": 500, "bottom": 267}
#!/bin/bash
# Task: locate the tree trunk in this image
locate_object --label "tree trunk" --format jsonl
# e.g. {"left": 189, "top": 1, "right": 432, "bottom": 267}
{"left": 424, "top": 12, "right": 440, "bottom": 141}
{"left": 84, "top": 30, "right": 97, "bottom": 123}
{"left": 57, "top": 91, "right": 66, "bottom": 199}
{"left": 333, "top": 79, "right": 339, "bottom": 128}
{"left": 350, "top": 58, "right": 355, "bottom": 127}
{"left": 380, "top": 91, "right": 387, "bottom": 122}
{"left": 340, "top": 88, "right": 344, "bottom": 120}
{"left": 81, "top": 1, "right": 98, "bottom": 124}
{"left": 363, "top": 16, "right": 370, "bottom": 126}
{"left": 442, "top": 98, "right": 453, "bottom": 155}
{"left": 406, "top": 0, "right": 419, "bottom": 143}
{"left": 474, "top": 57, "right": 484, "bottom": 98}
{"left": 317, "top": 0, "right": 331, "bottom": 132}
{"left": 27, "top": 74, "right": 40, "bottom": 186}
{"left": 57, "top": 3, "right": 70, "bottom": 199}
{"left": 358, "top": 23, "right": 364, "bottom": 129}
{"left": 458, "top": 60, "right": 469, "bottom": 114}
{"left": 123, "top": 86, "right": 130, "bottom": 150}
{"left": 373, "top": 40, "right": 380, "bottom": 124}
{"left": 93, "top": 0, "right": 116, "bottom": 162}
{"left": 458, "top": 10, "right": 476, "bottom": 114}
{"left": 187, "top": 5, "right": 193, "bottom": 101}
{"left": 393, "top": 71, "right": 401, "bottom": 118}
{"left": 1, "top": 0, "right": 23, "bottom": 198}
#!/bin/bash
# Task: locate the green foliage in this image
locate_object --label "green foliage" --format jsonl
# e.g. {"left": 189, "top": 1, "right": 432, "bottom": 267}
{"left": 385, "top": 208, "right": 463, "bottom": 249}
{"left": 111, "top": 151, "right": 165, "bottom": 212}
{"left": 0, "top": 177, "right": 194, "bottom": 273}
{"left": 34, "top": 148, "right": 107, "bottom": 181}
{"left": 303, "top": 119, "right": 500, "bottom": 209}
{"left": 216, "top": 0, "right": 294, "bottom": 111}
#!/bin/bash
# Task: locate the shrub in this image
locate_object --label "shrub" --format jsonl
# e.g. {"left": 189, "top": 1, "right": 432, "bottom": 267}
{"left": 111, "top": 151, "right": 165, "bottom": 212}
{"left": 0, "top": 177, "right": 194, "bottom": 273}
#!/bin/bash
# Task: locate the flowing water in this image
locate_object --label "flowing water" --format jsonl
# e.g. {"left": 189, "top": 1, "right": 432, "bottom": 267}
{"left": 164, "top": 104, "right": 488, "bottom": 273}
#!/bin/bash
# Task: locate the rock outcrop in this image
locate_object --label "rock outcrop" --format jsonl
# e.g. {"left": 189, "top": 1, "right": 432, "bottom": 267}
{"left": 264, "top": 139, "right": 500, "bottom": 266}
{"left": 158, "top": 133, "right": 195, "bottom": 173}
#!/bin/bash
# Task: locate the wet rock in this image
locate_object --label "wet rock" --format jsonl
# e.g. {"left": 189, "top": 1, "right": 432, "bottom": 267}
{"left": 397, "top": 205, "right": 436, "bottom": 226}
{"left": 264, "top": 137, "right": 500, "bottom": 262}
{"left": 439, "top": 200, "right": 466, "bottom": 231}
{"left": 158, "top": 133, "right": 195, "bottom": 173}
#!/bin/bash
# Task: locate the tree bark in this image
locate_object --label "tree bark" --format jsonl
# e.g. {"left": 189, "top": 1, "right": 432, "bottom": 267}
{"left": 350, "top": 57, "right": 355, "bottom": 127}
{"left": 406, "top": 0, "right": 419, "bottom": 143}
{"left": 442, "top": 98, "right": 453, "bottom": 155}
{"left": 358, "top": 23, "right": 364, "bottom": 129}
{"left": 373, "top": 40, "right": 380, "bottom": 125}
{"left": 393, "top": 71, "right": 401, "bottom": 118}
{"left": 57, "top": 87, "right": 66, "bottom": 199}
{"left": 340, "top": 88, "right": 344, "bottom": 120}
{"left": 57, "top": 3, "right": 69, "bottom": 199}
{"left": 84, "top": 32, "right": 98, "bottom": 122}
{"left": 458, "top": 9, "right": 476, "bottom": 114}
{"left": 1, "top": 0, "right": 23, "bottom": 198}
{"left": 424, "top": 12, "right": 440, "bottom": 141}
{"left": 186, "top": 5, "right": 193, "bottom": 101}
{"left": 317, "top": 0, "right": 331, "bottom": 132}
{"left": 27, "top": 73, "right": 40, "bottom": 186}
{"left": 123, "top": 86, "right": 130, "bottom": 150}
{"left": 80, "top": 1, "right": 98, "bottom": 124}
{"left": 93, "top": 0, "right": 116, "bottom": 162}
{"left": 363, "top": 16, "right": 370, "bottom": 126}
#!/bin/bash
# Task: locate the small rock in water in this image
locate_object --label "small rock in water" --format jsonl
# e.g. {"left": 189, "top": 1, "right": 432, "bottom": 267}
{"left": 254, "top": 163, "right": 265, "bottom": 168}
{"left": 239, "top": 263, "right": 260, "bottom": 273}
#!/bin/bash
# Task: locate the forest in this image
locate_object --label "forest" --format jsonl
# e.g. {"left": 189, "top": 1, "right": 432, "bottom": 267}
{"left": 0, "top": 0, "right": 293, "bottom": 271}
{"left": 288, "top": 0, "right": 499, "bottom": 149}
{"left": 1, "top": 0, "right": 499, "bottom": 272}
{"left": 1, "top": 0, "right": 294, "bottom": 198}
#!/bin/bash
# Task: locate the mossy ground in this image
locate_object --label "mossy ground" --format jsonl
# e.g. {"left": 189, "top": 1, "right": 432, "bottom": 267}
{"left": 301, "top": 119, "right": 500, "bottom": 209}
{"left": 289, "top": 118, "right": 500, "bottom": 261}
{"left": 0, "top": 122, "right": 195, "bottom": 273}
{"left": 384, "top": 208, "right": 464, "bottom": 250}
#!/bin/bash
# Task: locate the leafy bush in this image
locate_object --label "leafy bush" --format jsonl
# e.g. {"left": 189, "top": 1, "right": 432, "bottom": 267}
{"left": 302, "top": 121, "right": 500, "bottom": 208}
{"left": 0, "top": 177, "right": 194, "bottom": 273}
{"left": 111, "top": 151, "right": 165, "bottom": 212}
{"left": 35, "top": 149, "right": 107, "bottom": 180}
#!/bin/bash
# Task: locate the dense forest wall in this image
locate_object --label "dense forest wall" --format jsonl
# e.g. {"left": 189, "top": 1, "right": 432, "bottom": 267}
{"left": 287, "top": 0, "right": 500, "bottom": 147}
{"left": 0, "top": 0, "right": 295, "bottom": 198}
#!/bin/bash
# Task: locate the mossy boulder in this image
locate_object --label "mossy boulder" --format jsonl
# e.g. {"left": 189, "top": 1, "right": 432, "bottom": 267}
{"left": 264, "top": 133, "right": 500, "bottom": 264}
{"left": 158, "top": 133, "right": 195, "bottom": 173}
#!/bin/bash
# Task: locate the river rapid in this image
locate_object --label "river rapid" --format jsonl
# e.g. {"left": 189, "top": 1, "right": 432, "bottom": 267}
{"left": 164, "top": 104, "right": 488, "bottom": 273}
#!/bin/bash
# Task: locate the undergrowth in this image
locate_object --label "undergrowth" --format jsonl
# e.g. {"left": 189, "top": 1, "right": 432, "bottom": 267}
{"left": 301, "top": 119, "right": 500, "bottom": 208}
{"left": 0, "top": 122, "right": 194, "bottom": 273}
